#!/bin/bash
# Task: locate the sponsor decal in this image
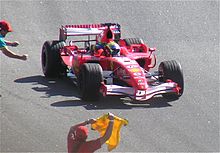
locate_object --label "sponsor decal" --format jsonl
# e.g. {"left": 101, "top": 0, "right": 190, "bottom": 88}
{"left": 129, "top": 68, "right": 141, "bottom": 73}
{"left": 126, "top": 65, "right": 139, "bottom": 69}
{"left": 133, "top": 72, "right": 142, "bottom": 76}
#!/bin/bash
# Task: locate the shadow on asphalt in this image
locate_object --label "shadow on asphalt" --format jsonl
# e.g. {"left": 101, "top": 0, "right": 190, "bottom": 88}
{"left": 14, "top": 75, "right": 80, "bottom": 98}
{"left": 50, "top": 96, "right": 175, "bottom": 110}
{"left": 14, "top": 75, "right": 176, "bottom": 109}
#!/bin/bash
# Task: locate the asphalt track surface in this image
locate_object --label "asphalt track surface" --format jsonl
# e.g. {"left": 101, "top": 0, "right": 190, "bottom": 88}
{"left": 1, "top": 1, "right": 219, "bottom": 153}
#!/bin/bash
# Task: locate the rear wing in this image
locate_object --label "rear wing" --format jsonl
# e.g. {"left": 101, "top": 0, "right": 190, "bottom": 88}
{"left": 59, "top": 23, "right": 121, "bottom": 41}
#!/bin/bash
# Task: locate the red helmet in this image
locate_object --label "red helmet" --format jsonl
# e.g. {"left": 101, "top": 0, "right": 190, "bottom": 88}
{"left": 75, "top": 126, "right": 88, "bottom": 140}
{"left": 0, "top": 20, "right": 13, "bottom": 32}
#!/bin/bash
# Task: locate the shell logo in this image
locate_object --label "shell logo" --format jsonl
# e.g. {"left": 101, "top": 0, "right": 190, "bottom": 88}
{"left": 129, "top": 68, "right": 141, "bottom": 73}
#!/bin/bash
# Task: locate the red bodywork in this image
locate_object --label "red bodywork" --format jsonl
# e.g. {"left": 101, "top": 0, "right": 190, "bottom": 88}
{"left": 58, "top": 23, "right": 179, "bottom": 101}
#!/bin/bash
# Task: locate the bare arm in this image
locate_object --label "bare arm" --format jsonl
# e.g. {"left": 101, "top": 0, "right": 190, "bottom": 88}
{"left": 0, "top": 46, "right": 27, "bottom": 60}
{"left": 5, "top": 40, "right": 19, "bottom": 47}
{"left": 99, "top": 113, "right": 114, "bottom": 145}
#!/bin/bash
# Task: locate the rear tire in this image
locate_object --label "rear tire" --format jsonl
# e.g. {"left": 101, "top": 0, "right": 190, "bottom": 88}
{"left": 124, "top": 38, "right": 144, "bottom": 46}
{"left": 78, "top": 63, "right": 103, "bottom": 101}
{"left": 41, "top": 40, "right": 66, "bottom": 78}
{"left": 159, "top": 60, "right": 184, "bottom": 99}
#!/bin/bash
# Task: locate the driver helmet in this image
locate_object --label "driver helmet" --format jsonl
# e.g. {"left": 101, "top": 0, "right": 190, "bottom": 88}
{"left": 106, "top": 41, "right": 120, "bottom": 56}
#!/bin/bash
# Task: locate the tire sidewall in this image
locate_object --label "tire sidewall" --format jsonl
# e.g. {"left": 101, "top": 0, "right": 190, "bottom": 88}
{"left": 159, "top": 60, "right": 184, "bottom": 97}
{"left": 41, "top": 40, "right": 66, "bottom": 77}
{"left": 78, "top": 63, "right": 103, "bottom": 101}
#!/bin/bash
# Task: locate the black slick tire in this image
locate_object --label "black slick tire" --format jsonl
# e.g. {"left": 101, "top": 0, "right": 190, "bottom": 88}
{"left": 41, "top": 40, "right": 66, "bottom": 78}
{"left": 159, "top": 60, "right": 184, "bottom": 99}
{"left": 123, "top": 38, "right": 144, "bottom": 46}
{"left": 78, "top": 63, "right": 103, "bottom": 101}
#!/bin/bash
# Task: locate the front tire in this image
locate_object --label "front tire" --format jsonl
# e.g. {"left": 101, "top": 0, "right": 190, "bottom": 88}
{"left": 78, "top": 63, "right": 103, "bottom": 101}
{"left": 159, "top": 60, "right": 184, "bottom": 99}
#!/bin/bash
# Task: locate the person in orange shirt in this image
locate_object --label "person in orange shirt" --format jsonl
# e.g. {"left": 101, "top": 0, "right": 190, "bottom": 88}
{"left": 67, "top": 113, "right": 114, "bottom": 153}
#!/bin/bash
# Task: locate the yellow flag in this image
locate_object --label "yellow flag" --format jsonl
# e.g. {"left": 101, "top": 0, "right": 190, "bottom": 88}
{"left": 91, "top": 114, "right": 128, "bottom": 151}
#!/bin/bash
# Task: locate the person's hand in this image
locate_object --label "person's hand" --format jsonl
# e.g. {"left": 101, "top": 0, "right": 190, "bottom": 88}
{"left": 11, "top": 41, "right": 20, "bottom": 47}
{"left": 20, "top": 54, "right": 28, "bottom": 60}
{"left": 108, "top": 112, "right": 114, "bottom": 120}
{"left": 87, "top": 118, "right": 96, "bottom": 124}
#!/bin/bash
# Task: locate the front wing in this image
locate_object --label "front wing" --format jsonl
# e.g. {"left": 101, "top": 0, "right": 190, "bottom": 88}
{"left": 100, "top": 82, "right": 179, "bottom": 101}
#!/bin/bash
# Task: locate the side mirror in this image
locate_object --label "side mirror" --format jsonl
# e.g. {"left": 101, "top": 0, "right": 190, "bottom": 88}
{"left": 149, "top": 47, "right": 156, "bottom": 52}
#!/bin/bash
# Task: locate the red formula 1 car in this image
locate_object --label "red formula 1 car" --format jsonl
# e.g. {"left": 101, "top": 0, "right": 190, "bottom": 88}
{"left": 41, "top": 23, "right": 184, "bottom": 101}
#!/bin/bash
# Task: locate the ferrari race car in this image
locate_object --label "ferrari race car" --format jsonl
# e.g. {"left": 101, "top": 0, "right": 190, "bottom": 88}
{"left": 41, "top": 23, "right": 184, "bottom": 101}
